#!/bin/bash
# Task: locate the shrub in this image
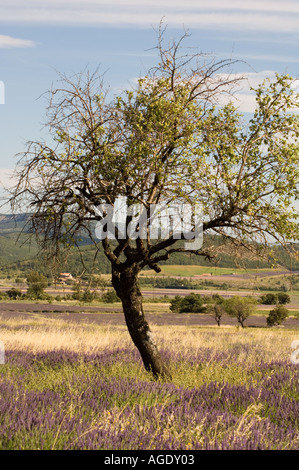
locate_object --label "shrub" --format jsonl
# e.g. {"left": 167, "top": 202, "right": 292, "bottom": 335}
{"left": 169, "top": 295, "right": 183, "bottom": 312}
{"left": 267, "top": 306, "right": 289, "bottom": 327}
{"left": 6, "top": 288, "right": 22, "bottom": 300}
{"left": 102, "top": 289, "right": 120, "bottom": 303}
{"left": 26, "top": 271, "right": 48, "bottom": 299}
{"left": 82, "top": 289, "right": 99, "bottom": 303}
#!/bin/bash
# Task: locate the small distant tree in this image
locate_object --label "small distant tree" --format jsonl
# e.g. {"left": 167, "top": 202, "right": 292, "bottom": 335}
{"left": 209, "top": 299, "right": 226, "bottom": 327}
{"left": 82, "top": 288, "right": 98, "bottom": 303}
{"left": 267, "top": 305, "right": 289, "bottom": 327}
{"left": 88, "top": 274, "right": 107, "bottom": 290}
{"left": 71, "top": 282, "right": 82, "bottom": 300}
{"left": 277, "top": 292, "right": 290, "bottom": 305}
{"left": 26, "top": 271, "right": 48, "bottom": 299}
{"left": 224, "top": 296, "right": 256, "bottom": 328}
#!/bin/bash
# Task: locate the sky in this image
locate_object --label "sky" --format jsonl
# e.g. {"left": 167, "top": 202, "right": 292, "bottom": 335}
{"left": 0, "top": 0, "right": 298, "bottom": 211}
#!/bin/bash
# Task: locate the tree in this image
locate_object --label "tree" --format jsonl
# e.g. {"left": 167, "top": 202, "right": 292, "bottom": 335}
{"left": 267, "top": 305, "right": 289, "bottom": 327}
{"left": 259, "top": 293, "right": 278, "bottom": 305}
{"left": 9, "top": 25, "right": 299, "bottom": 379}
{"left": 223, "top": 296, "right": 257, "bottom": 328}
{"left": 208, "top": 297, "right": 226, "bottom": 327}
{"left": 259, "top": 292, "right": 291, "bottom": 305}
{"left": 26, "top": 271, "right": 48, "bottom": 299}
{"left": 277, "top": 292, "right": 290, "bottom": 305}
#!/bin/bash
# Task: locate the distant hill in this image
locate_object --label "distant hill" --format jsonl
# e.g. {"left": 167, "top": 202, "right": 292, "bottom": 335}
{"left": 0, "top": 214, "right": 38, "bottom": 267}
{"left": 0, "top": 213, "right": 298, "bottom": 275}
{"left": 0, "top": 213, "right": 29, "bottom": 234}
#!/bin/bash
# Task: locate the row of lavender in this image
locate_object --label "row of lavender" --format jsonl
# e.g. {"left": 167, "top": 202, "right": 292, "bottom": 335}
{"left": 0, "top": 347, "right": 298, "bottom": 450}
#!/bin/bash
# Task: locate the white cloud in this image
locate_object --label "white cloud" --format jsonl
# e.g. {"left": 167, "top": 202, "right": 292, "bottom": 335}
{"left": 0, "top": 1, "right": 298, "bottom": 33}
{"left": 0, "top": 35, "right": 36, "bottom": 48}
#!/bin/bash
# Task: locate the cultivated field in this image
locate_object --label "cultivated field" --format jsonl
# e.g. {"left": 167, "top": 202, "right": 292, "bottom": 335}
{"left": 0, "top": 305, "right": 298, "bottom": 450}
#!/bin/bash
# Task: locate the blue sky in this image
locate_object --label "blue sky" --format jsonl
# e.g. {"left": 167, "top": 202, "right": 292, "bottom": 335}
{"left": 0, "top": 0, "right": 298, "bottom": 207}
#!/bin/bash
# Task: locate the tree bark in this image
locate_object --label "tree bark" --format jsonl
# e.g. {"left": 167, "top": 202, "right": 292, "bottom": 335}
{"left": 111, "top": 265, "right": 172, "bottom": 380}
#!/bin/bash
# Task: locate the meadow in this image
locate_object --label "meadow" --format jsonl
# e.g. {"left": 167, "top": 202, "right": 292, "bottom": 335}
{"left": 0, "top": 307, "right": 298, "bottom": 450}
{"left": 141, "top": 265, "right": 284, "bottom": 277}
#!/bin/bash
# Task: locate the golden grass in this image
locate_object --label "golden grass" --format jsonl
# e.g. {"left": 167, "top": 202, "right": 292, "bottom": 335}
{"left": 0, "top": 316, "right": 131, "bottom": 354}
{"left": 0, "top": 314, "right": 298, "bottom": 366}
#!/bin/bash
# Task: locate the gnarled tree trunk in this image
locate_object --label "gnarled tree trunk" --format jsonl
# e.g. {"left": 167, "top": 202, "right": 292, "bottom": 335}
{"left": 111, "top": 265, "right": 171, "bottom": 380}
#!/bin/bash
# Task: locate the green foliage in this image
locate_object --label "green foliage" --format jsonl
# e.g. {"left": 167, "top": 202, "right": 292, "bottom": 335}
{"left": 139, "top": 276, "right": 197, "bottom": 289}
{"left": 169, "top": 295, "right": 183, "bottom": 313}
{"left": 169, "top": 293, "right": 205, "bottom": 313}
{"left": 206, "top": 295, "right": 226, "bottom": 326}
{"left": 267, "top": 306, "right": 289, "bottom": 327}
{"left": 0, "top": 231, "right": 38, "bottom": 267}
{"left": 26, "top": 271, "right": 48, "bottom": 300}
{"left": 101, "top": 289, "right": 120, "bottom": 303}
{"left": 82, "top": 288, "right": 99, "bottom": 303}
{"left": 277, "top": 292, "right": 291, "bottom": 304}
{"left": 259, "top": 293, "right": 279, "bottom": 305}
{"left": 260, "top": 292, "right": 290, "bottom": 305}
{"left": 223, "top": 296, "right": 257, "bottom": 327}
{"left": 70, "top": 282, "right": 99, "bottom": 303}
{"left": 6, "top": 288, "right": 23, "bottom": 300}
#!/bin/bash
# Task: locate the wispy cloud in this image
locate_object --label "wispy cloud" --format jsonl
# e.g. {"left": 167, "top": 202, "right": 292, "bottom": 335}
{"left": 0, "top": 35, "right": 36, "bottom": 48}
{"left": 240, "top": 54, "right": 299, "bottom": 65}
{"left": 0, "top": 0, "right": 298, "bottom": 33}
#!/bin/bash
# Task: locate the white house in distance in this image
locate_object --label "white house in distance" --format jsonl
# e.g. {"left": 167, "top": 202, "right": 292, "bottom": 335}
{"left": 58, "top": 272, "right": 74, "bottom": 284}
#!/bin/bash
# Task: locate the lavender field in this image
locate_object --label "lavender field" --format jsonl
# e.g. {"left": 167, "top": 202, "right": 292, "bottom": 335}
{"left": 0, "top": 308, "right": 298, "bottom": 450}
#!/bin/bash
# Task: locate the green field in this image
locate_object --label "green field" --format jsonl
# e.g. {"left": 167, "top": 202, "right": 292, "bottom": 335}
{"left": 141, "top": 265, "right": 285, "bottom": 277}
